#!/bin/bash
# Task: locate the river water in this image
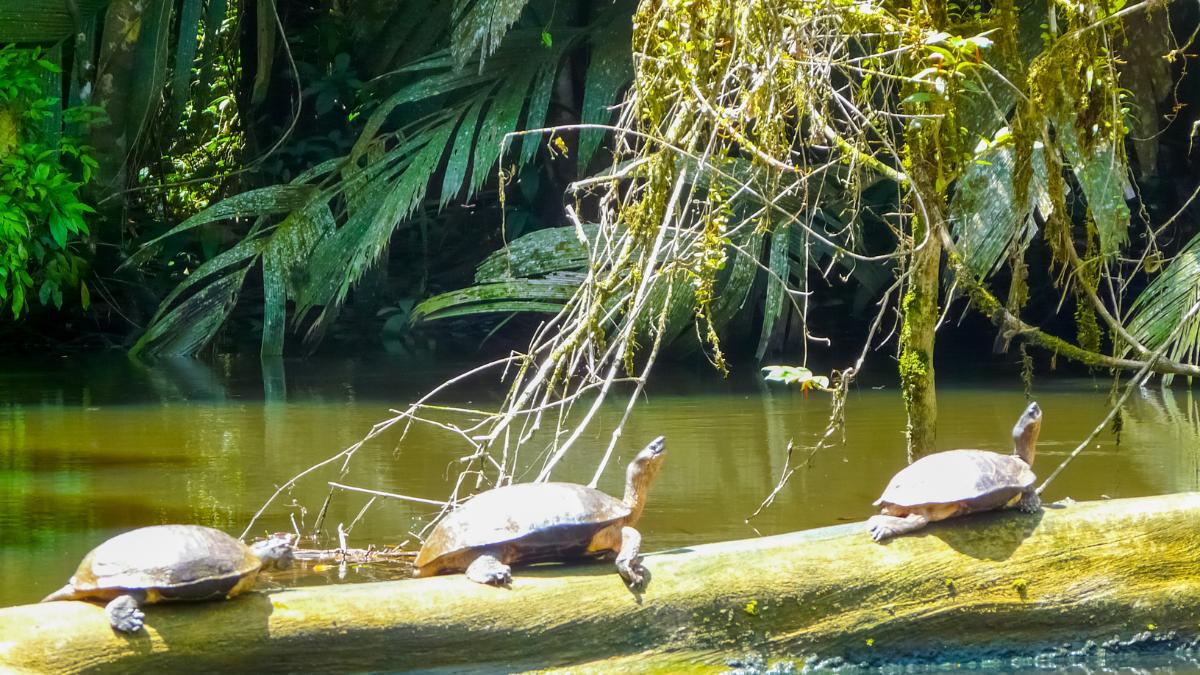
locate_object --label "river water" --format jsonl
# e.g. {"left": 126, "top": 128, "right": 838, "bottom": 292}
{"left": 2, "top": 354, "right": 1199, "bottom": 668}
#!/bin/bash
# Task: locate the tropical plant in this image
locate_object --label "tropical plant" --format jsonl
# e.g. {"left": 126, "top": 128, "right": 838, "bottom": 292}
{"left": 130, "top": 0, "right": 638, "bottom": 357}
{"left": 0, "top": 46, "right": 100, "bottom": 318}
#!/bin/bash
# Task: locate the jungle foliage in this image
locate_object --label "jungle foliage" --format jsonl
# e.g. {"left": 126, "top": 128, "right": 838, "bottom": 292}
{"left": 0, "top": 45, "right": 98, "bottom": 318}
{"left": 0, "top": 0, "right": 1197, "bottom": 406}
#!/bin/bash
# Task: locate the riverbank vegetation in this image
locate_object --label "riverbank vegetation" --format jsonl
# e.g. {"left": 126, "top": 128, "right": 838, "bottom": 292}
{"left": 3, "top": 0, "right": 1199, "bottom": 497}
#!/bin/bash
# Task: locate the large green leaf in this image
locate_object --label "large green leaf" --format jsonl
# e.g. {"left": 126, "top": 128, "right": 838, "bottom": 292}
{"left": 469, "top": 63, "right": 540, "bottom": 195}
{"left": 130, "top": 238, "right": 264, "bottom": 357}
{"left": 440, "top": 95, "right": 489, "bottom": 207}
{"left": 297, "top": 122, "right": 455, "bottom": 330}
{"left": 519, "top": 59, "right": 557, "bottom": 165}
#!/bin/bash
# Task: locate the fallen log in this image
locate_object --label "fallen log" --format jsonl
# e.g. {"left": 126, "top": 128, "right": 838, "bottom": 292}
{"left": 4, "top": 493, "right": 1200, "bottom": 673}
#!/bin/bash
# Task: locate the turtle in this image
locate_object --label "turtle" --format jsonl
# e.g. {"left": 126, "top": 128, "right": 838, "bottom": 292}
{"left": 867, "top": 401, "right": 1043, "bottom": 541}
{"left": 414, "top": 435, "right": 666, "bottom": 587}
{"left": 42, "top": 524, "right": 295, "bottom": 633}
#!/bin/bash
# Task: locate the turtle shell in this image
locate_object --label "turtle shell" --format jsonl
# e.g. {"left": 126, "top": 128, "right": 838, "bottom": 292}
{"left": 415, "top": 482, "right": 630, "bottom": 571}
{"left": 64, "top": 525, "right": 261, "bottom": 601}
{"left": 874, "top": 449, "right": 1035, "bottom": 508}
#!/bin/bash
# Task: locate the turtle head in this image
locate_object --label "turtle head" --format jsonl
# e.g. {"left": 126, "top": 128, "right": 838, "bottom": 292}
{"left": 623, "top": 436, "right": 667, "bottom": 523}
{"left": 250, "top": 532, "right": 297, "bottom": 571}
{"left": 1012, "top": 402, "right": 1042, "bottom": 465}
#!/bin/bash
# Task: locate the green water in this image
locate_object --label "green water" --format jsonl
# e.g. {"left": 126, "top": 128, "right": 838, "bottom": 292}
{"left": 2, "top": 354, "right": 1199, "bottom": 665}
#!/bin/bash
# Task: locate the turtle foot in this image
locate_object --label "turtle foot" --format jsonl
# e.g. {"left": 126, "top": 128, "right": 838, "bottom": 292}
{"left": 106, "top": 595, "right": 145, "bottom": 633}
{"left": 1017, "top": 491, "right": 1042, "bottom": 513}
{"left": 465, "top": 554, "right": 512, "bottom": 586}
{"left": 617, "top": 557, "right": 647, "bottom": 589}
{"left": 866, "top": 516, "right": 896, "bottom": 542}
{"left": 867, "top": 513, "right": 929, "bottom": 542}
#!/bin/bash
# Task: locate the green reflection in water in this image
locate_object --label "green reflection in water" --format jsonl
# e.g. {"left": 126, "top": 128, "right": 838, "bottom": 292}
{"left": 1, "top": 354, "right": 1198, "bottom": 623}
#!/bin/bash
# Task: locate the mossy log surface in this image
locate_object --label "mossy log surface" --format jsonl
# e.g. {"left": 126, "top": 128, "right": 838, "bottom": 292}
{"left": 5, "top": 494, "right": 1200, "bottom": 673}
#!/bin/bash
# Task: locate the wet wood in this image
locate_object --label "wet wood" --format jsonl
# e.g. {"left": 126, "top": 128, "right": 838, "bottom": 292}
{"left": 4, "top": 493, "right": 1200, "bottom": 673}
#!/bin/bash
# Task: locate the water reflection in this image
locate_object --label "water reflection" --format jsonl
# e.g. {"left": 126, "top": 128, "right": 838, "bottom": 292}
{"left": 0, "top": 354, "right": 1198, "bottom": 613}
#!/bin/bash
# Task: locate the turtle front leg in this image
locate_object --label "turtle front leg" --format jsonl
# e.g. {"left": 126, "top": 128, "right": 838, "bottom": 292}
{"left": 105, "top": 594, "right": 145, "bottom": 633}
{"left": 465, "top": 553, "right": 512, "bottom": 586}
{"left": 1016, "top": 489, "right": 1042, "bottom": 513}
{"left": 867, "top": 513, "right": 930, "bottom": 542}
{"left": 615, "top": 526, "right": 647, "bottom": 588}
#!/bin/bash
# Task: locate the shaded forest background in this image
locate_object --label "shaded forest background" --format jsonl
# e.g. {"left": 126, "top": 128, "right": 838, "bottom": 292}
{"left": 0, "top": 0, "right": 1198, "bottom": 388}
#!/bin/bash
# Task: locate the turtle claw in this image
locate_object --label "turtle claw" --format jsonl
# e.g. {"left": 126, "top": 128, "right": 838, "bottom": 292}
{"left": 465, "top": 554, "right": 512, "bottom": 586}
{"left": 1017, "top": 490, "right": 1042, "bottom": 514}
{"left": 866, "top": 517, "right": 892, "bottom": 542}
{"left": 617, "top": 558, "right": 647, "bottom": 589}
{"left": 867, "top": 513, "right": 929, "bottom": 542}
{"left": 106, "top": 595, "right": 145, "bottom": 633}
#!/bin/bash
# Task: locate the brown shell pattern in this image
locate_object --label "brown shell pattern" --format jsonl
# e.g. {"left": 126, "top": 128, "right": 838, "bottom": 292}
{"left": 416, "top": 482, "right": 629, "bottom": 568}
{"left": 874, "top": 449, "right": 1035, "bottom": 508}
{"left": 71, "top": 525, "right": 260, "bottom": 593}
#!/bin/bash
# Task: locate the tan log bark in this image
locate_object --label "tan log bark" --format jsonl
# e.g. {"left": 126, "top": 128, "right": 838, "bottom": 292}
{"left": 4, "top": 494, "right": 1200, "bottom": 673}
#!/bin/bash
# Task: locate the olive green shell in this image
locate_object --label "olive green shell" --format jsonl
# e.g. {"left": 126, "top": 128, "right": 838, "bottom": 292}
{"left": 874, "top": 449, "right": 1035, "bottom": 509}
{"left": 58, "top": 525, "right": 260, "bottom": 598}
{"left": 415, "top": 482, "right": 630, "bottom": 571}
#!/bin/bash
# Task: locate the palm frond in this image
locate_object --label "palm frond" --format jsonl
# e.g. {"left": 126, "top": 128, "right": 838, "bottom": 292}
{"left": 413, "top": 277, "right": 581, "bottom": 322}
{"left": 126, "top": 0, "right": 174, "bottom": 150}
{"left": 451, "top": 0, "right": 534, "bottom": 70}
{"left": 138, "top": 9, "right": 631, "bottom": 356}
{"left": 1055, "top": 113, "right": 1131, "bottom": 257}
{"left": 475, "top": 225, "right": 596, "bottom": 282}
{"left": 168, "top": 0, "right": 203, "bottom": 127}
{"left": 578, "top": 12, "right": 633, "bottom": 171}
{"left": 130, "top": 237, "right": 264, "bottom": 357}
{"left": 757, "top": 223, "right": 790, "bottom": 360}
{"left": 950, "top": 142, "right": 1051, "bottom": 278}
{"left": 1124, "top": 232, "right": 1200, "bottom": 377}
{"left": 414, "top": 225, "right": 590, "bottom": 321}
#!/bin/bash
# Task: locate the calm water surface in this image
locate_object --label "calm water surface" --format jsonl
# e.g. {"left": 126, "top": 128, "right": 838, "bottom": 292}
{"left": 2, "top": 354, "right": 1200, "bottom": 667}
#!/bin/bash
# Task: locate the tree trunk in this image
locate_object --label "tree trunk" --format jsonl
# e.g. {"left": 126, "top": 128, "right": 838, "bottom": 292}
{"left": 899, "top": 207, "right": 943, "bottom": 461}
{"left": 4, "top": 494, "right": 1200, "bottom": 673}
